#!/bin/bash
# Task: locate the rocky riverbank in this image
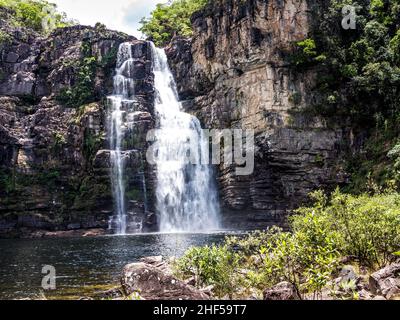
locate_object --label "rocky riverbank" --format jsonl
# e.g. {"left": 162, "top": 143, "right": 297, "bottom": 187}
{"left": 92, "top": 256, "right": 400, "bottom": 301}
{"left": 0, "top": 227, "right": 108, "bottom": 239}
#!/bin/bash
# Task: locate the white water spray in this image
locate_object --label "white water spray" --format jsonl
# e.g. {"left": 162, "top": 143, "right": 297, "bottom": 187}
{"left": 150, "top": 43, "right": 220, "bottom": 232}
{"left": 107, "top": 43, "right": 136, "bottom": 235}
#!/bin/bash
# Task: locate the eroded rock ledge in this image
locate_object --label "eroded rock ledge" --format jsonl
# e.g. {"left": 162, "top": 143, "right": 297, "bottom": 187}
{"left": 166, "top": 0, "right": 349, "bottom": 228}
{"left": 121, "top": 257, "right": 210, "bottom": 300}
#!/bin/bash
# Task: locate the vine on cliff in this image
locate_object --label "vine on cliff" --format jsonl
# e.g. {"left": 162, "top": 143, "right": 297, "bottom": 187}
{"left": 56, "top": 41, "right": 97, "bottom": 108}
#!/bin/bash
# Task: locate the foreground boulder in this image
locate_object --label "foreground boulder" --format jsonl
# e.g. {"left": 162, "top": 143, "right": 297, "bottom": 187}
{"left": 121, "top": 257, "right": 209, "bottom": 300}
{"left": 369, "top": 263, "right": 400, "bottom": 299}
{"left": 263, "top": 281, "right": 301, "bottom": 300}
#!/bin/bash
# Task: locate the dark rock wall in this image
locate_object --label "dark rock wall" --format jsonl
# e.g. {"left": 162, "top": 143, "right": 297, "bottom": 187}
{"left": 166, "top": 0, "right": 348, "bottom": 228}
{"left": 0, "top": 12, "right": 156, "bottom": 236}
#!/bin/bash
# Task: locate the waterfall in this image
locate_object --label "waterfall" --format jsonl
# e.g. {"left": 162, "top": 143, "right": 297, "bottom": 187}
{"left": 107, "top": 43, "right": 136, "bottom": 235}
{"left": 150, "top": 43, "right": 220, "bottom": 233}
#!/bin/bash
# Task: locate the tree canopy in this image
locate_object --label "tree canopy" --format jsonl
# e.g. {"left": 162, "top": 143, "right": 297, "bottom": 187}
{"left": 0, "top": 0, "right": 74, "bottom": 34}
{"left": 139, "top": 0, "right": 208, "bottom": 47}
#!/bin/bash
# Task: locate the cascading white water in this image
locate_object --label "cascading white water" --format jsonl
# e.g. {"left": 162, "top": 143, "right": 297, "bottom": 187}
{"left": 150, "top": 43, "right": 220, "bottom": 233}
{"left": 107, "top": 43, "right": 136, "bottom": 235}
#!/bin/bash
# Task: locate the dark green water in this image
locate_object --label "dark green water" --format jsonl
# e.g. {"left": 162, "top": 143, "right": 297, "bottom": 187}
{"left": 0, "top": 232, "right": 231, "bottom": 300}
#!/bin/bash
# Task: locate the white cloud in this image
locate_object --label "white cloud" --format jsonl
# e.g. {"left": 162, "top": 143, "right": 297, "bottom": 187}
{"left": 51, "top": 0, "right": 166, "bottom": 38}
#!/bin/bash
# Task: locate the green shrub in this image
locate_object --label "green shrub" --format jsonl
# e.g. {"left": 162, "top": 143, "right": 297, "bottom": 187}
{"left": 51, "top": 132, "right": 66, "bottom": 155}
{"left": 139, "top": 0, "right": 208, "bottom": 47}
{"left": 176, "top": 189, "right": 400, "bottom": 299}
{"left": 223, "top": 225, "right": 339, "bottom": 299}
{"left": 0, "top": 0, "right": 74, "bottom": 34}
{"left": 295, "top": 189, "right": 400, "bottom": 268}
{"left": 174, "top": 244, "right": 241, "bottom": 298}
{"left": 256, "top": 224, "right": 339, "bottom": 299}
{"left": 225, "top": 230, "right": 271, "bottom": 257}
{"left": 388, "top": 142, "right": 400, "bottom": 179}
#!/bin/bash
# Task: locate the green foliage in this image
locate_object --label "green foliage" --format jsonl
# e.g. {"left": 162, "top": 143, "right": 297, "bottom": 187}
{"left": 139, "top": 0, "right": 208, "bottom": 47}
{"left": 125, "top": 188, "right": 141, "bottom": 201}
{"left": 304, "top": 0, "right": 400, "bottom": 123}
{"left": 72, "top": 176, "right": 110, "bottom": 210}
{"left": 238, "top": 221, "right": 340, "bottom": 299}
{"left": 56, "top": 42, "right": 97, "bottom": 108}
{"left": 174, "top": 244, "right": 241, "bottom": 298}
{"left": 51, "top": 131, "right": 66, "bottom": 155}
{"left": 0, "top": 169, "right": 15, "bottom": 193}
{"left": 225, "top": 230, "right": 270, "bottom": 257}
{"left": 389, "top": 29, "right": 400, "bottom": 64}
{"left": 344, "top": 127, "right": 400, "bottom": 193}
{"left": 293, "top": 1, "right": 400, "bottom": 191}
{"left": 292, "top": 39, "right": 327, "bottom": 67}
{"left": 15, "top": 169, "right": 60, "bottom": 188}
{"left": 214, "top": 225, "right": 340, "bottom": 299}
{"left": 99, "top": 46, "right": 118, "bottom": 68}
{"left": 0, "top": 30, "right": 12, "bottom": 45}
{"left": 83, "top": 130, "right": 103, "bottom": 161}
{"left": 176, "top": 189, "right": 400, "bottom": 299}
{"left": 0, "top": 0, "right": 74, "bottom": 34}
{"left": 289, "top": 92, "right": 302, "bottom": 106}
{"left": 295, "top": 189, "right": 400, "bottom": 268}
{"left": 388, "top": 142, "right": 400, "bottom": 169}
{"left": 0, "top": 167, "right": 62, "bottom": 195}
{"left": 332, "top": 278, "right": 359, "bottom": 300}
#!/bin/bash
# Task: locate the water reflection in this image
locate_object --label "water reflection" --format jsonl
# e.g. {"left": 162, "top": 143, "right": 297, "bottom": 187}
{"left": 0, "top": 232, "right": 236, "bottom": 300}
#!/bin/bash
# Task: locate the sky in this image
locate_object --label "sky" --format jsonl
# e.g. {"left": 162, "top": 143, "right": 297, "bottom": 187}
{"left": 51, "top": 0, "right": 168, "bottom": 38}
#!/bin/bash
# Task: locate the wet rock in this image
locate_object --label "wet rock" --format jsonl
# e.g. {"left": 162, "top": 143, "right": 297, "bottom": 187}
{"left": 140, "top": 256, "right": 163, "bottom": 265}
{"left": 93, "top": 150, "right": 112, "bottom": 169}
{"left": 358, "top": 289, "right": 374, "bottom": 300}
{"left": 121, "top": 261, "right": 209, "bottom": 300}
{"left": 18, "top": 228, "right": 108, "bottom": 239}
{"left": 185, "top": 277, "right": 196, "bottom": 286}
{"left": 372, "top": 295, "right": 387, "bottom": 300}
{"left": 263, "top": 281, "right": 301, "bottom": 300}
{"left": 167, "top": 0, "right": 348, "bottom": 229}
{"left": 67, "top": 223, "right": 81, "bottom": 230}
{"left": 95, "top": 287, "right": 125, "bottom": 300}
{"left": 6, "top": 52, "right": 19, "bottom": 63}
{"left": 334, "top": 265, "right": 360, "bottom": 289}
{"left": 369, "top": 263, "right": 400, "bottom": 299}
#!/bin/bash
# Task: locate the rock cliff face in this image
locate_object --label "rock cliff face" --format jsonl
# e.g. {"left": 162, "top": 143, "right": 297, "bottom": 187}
{"left": 1, "top": 0, "right": 350, "bottom": 235}
{"left": 166, "top": 0, "right": 347, "bottom": 228}
{"left": 0, "top": 10, "right": 156, "bottom": 237}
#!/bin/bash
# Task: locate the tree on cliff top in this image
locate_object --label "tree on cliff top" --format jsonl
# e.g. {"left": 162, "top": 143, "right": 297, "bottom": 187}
{"left": 0, "top": 0, "right": 74, "bottom": 34}
{"left": 139, "top": 0, "right": 208, "bottom": 47}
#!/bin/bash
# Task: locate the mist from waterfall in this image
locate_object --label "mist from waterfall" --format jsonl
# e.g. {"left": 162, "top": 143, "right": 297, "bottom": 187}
{"left": 150, "top": 43, "right": 220, "bottom": 233}
{"left": 107, "top": 43, "right": 136, "bottom": 235}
